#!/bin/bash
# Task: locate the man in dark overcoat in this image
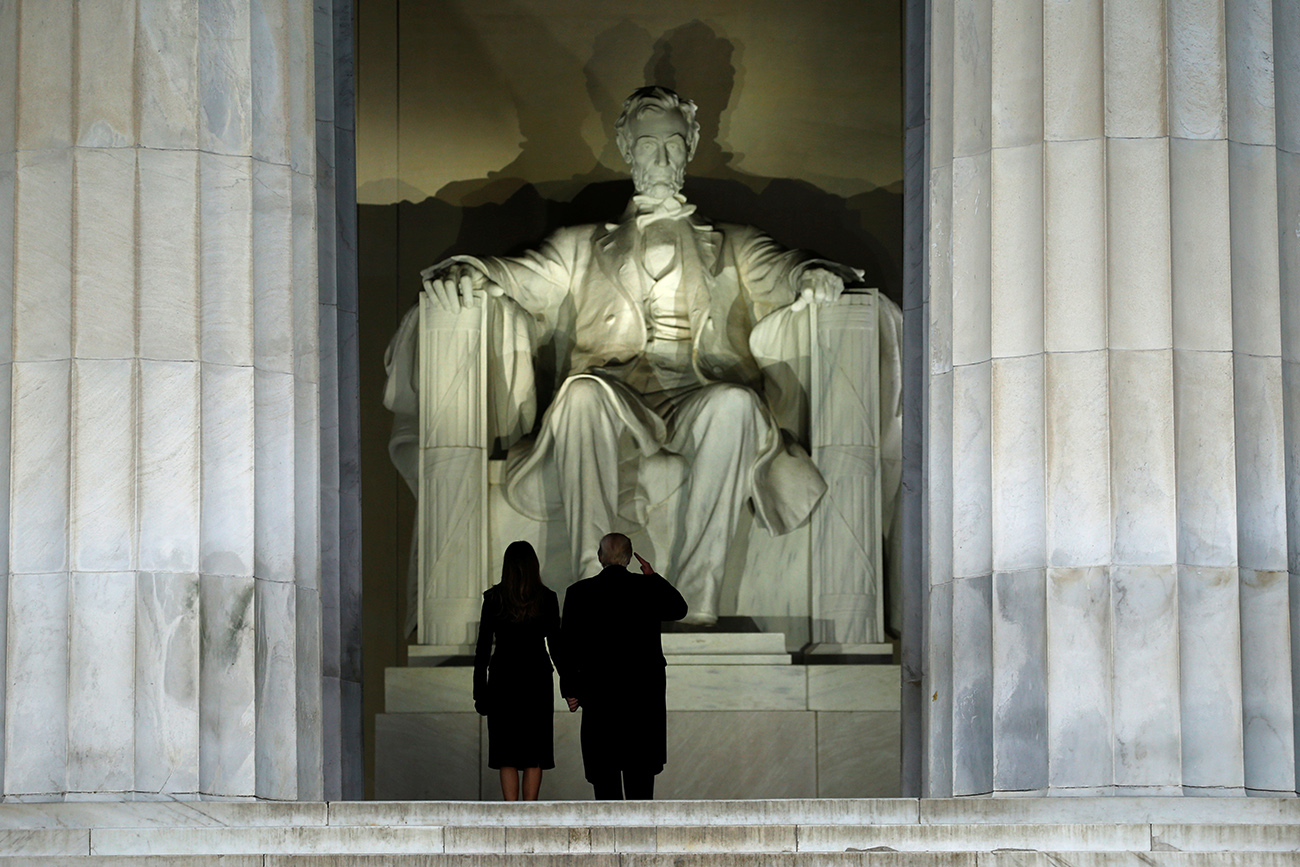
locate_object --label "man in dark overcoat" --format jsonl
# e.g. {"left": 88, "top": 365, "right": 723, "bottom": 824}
{"left": 559, "top": 532, "right": 688, "bottom": 799}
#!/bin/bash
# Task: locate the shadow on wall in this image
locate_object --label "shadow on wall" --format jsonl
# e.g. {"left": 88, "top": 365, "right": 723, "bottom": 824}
{"left": 368, "top": 16, "right": 902, "bottom": 321}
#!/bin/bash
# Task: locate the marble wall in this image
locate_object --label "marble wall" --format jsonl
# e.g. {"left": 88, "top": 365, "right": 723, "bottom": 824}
{"left": 922, "top": 0, "right": 1300, "bottom": 796}
{"left": 0, "top": 0, "right": 361, "bottom": 801}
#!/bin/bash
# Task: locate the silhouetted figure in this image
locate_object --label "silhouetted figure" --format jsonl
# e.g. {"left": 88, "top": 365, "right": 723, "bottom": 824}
{"left": 474, "top": 540, "right": 561, "bottom": 800}
{"left": 559, "top": 533, "right": 687, "bottom": 799}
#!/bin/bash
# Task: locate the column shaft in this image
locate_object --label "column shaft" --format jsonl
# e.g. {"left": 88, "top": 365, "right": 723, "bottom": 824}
{"left": 0, "top": 0, "right": 326, "bottom": 800}
{"left": 928, "top": 0, "right": 1299, "bottom": 795}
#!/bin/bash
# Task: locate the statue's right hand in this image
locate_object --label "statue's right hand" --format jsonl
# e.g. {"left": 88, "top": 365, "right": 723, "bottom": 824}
{"left": 420, "top": 262, "right": 500, "bottom": 311}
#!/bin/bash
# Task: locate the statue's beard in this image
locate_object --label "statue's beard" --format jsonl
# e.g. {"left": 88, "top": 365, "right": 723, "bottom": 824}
{"left": 632, "top": 162, "right": 686, "bottom": 200}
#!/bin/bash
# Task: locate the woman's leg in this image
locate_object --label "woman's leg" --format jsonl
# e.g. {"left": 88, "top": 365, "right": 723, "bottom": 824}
{"left": 521, "top": 767, "right": 543, "bottom": 800}
{"left": 499, "top": 767, "right": 520, "bottom": 800}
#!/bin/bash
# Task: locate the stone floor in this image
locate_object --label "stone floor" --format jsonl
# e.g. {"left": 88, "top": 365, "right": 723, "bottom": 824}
{"left": 0, "top": 798, "right": 1298, "bottom": 863}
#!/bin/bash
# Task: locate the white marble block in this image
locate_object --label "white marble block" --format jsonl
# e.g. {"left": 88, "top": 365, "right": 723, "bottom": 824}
{"left": 951, "top": 574, "right": 992, "bottom": 795}
{"left": 417, "top": 296, "right": 489, "bottom": 647}
{"left": 991, "top": 568, "right": 1047, "bottom": 793}
{"left": 1110, "top": 565, "right": 1181, "bottom": 793}
{"left": 135, "top": 572, "right": 201, "bottom": 798}
{"left": 1178, "top": 565, "right": 1245, "bottom": 791}
{"left": 4, "top": 573, "right": 69, "bottom": 797}
{"left": 811, "top": 293, "right": 886, "bottom": 644}
{"left": 1046, "top": 566, "right": 1112, "bottom": 792}
{"left": 68, "top": 572, "right": 136, "bottom": 794}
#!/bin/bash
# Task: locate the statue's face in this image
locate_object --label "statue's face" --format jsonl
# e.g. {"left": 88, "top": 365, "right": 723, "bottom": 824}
{"left": 626, "top": 107, "right": 691, "bottom": 200}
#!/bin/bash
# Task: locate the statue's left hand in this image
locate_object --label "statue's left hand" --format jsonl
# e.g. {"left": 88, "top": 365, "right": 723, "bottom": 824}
{"left": 792, "top": 267, "right": 845, "bottom": 312}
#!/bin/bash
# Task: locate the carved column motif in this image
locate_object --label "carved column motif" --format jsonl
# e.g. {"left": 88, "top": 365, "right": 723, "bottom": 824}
{"left": 810, "top": 291, "right": 884, "bottom": 647}
{"left": 417, "top": 295, "right": 489, "bottom": 647}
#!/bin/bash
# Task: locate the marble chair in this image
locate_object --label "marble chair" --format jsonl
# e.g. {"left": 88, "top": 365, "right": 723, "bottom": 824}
{"left": 384, "top": 288, "right": 902, "bottom": 654}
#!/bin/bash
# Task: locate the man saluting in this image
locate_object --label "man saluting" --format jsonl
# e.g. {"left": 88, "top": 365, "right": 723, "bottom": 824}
{"left": 559, "top": 533, "right": 687, "bottom": 799}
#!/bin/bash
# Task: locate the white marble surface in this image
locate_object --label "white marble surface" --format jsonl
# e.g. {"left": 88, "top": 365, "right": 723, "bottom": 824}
{"left": 817, "top": 711, "right": 901, "bottom": 797}
{"left": 134, "top": 572, "right": 201, "bottom": 798}
{"left": 68, "top": 572, "right": 136, "bottom": 794}
{"left": 1170, "top": 140, "right": 1233, "bottom": 353}
{"left": 990, "top": 354, "right": 1044, "bottom": 572}
{"left": 1106, "top": 137, "right": 1172, "bottom": 351}
{"left": 1228, "top": 142, "right": 1282, "bottom": 359}
{"left": 1174, "top": 351, "right": 1239, "bottom": 567}
{"left": 807, "top": 666, "right": 900, "bottom": 711}
{"left": 1178, "top": 565, "right": 1245, "bottom": 791}
{"left": 73, "top": 149, "right": 136, "bottom": 360}
{"left": 10, "top": 360, "right": 70, "bottom": 575}
{"left": 991, "top": 568, "right": 1047, "bottom": 793}
{"left": 1109, "top": 350, "right": 1176, "bottom": 564}
{"left": 1238, "top": 568, "right": 1296, "bottom": 794}
{"left": 1109, "top": 566, "right": 1181, "bottom": 791}
{"left": 199, "top": 575, "right": 256, "bottom": 798}
{"left": 949, "top": 153, "right": 991, "bottom": 368}
{"left": 137, "top": 149, "right": 200, "bottom": 361}
{"left": 1232, "top": 354, "right": 1286, "bottom": 571}
{"left": 950, "top": 574, "right": 992, "bottom": 796}
{"left": 1046, "top": 566, "right": 1112, "bottom": 791}
{"left": 661, "top": 712, "right": 816, "bottom": 800}
{"left": 1103, "top": 0, "right": 1165, "bottom": 139}
{"left": 5, "top": 572, "right": 70, "bottom": 797}
{"left": 1042, "top": 0, "right": 1103, "bottom": 141}
{"left": 374, "top": 713, "right": 479, "bottom": 801}
{"left": 951, "top": 361, "right": 991, "bottom": 580}
{"left": 92, "top": 826, "right": 446, "bottom": 856}
{"left": 1045, "top": 351, "right": 1110, "bottom": 566}
{"left": 989, "top": 144, "right": 1043, "bottom": 359}
{"left": 1044, "top": 138, "right": 1106, "bottom": 353}
{"left": 72, "top": 360, "right": 136, "bottom": 571}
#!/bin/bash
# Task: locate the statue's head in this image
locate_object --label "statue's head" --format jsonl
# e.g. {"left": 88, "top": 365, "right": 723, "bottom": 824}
{"left": 615, "top": 86, "right": 700, "bottom": 200}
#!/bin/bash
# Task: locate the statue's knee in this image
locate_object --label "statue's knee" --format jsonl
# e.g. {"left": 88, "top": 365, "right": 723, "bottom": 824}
{"left": 552, "top": 377, "right": 616, "bottom": 421}
{"left": 702, "top": 383, "right": 763, "bottom": 420}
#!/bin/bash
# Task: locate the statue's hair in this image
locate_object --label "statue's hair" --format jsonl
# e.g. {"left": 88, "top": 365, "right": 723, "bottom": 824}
{"left": 599, "top": 532, "right": 634, "bottom": 567}
{"left": 614, "top": 86, "right": 700, "bottom": 164}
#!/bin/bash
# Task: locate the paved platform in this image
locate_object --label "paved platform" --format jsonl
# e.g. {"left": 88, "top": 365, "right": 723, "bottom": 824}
{"left": 0, "top": 798, "right": 1298, "bottom": 862}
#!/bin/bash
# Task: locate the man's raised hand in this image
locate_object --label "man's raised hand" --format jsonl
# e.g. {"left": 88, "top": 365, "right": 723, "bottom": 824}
{"left": 420, "top": 261, "right": 502, "bottom": 311}
{"left": 633, "top": 552, "right": 654, "bottom": 575}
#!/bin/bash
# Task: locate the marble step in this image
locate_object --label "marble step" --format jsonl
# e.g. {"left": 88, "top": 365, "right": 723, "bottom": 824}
{"left": 4, "top": 820, "right": 1300, "bottom": 858}
{"left": 13, "top": 857, "right": 1300, "bottom": 867}
{"left": 5, "top": 798, "right": 1299, "bottom": 830}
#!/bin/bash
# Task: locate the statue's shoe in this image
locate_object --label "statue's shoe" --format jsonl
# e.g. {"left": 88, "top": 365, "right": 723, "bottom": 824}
{"left": 679, "top": 610, "right": 717, "bottom": 627}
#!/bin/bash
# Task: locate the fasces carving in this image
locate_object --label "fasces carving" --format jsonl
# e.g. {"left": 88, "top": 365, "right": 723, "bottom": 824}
{"left": 385, "top": 87, "right": 902, "bottom": 645}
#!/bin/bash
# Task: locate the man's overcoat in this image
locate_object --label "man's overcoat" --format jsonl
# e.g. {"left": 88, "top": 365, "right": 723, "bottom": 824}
{"left": 558, "top": 564, "right": 688, "bottom": 779}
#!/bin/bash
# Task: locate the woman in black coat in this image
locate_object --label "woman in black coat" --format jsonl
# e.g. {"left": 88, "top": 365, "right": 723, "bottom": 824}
{"left": 473, "top": 540, "right": 561, "bottom": 800}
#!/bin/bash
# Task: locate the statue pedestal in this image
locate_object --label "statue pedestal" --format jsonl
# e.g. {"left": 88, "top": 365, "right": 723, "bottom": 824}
{"left": 375, "top": 634, "right": 901, "bottom": 800}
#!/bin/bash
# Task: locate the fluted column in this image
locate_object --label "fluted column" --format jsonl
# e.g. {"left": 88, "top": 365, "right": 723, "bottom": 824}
{"left": 0, "top": 0, "right": 325, "bottom": 800}
{"left": 926, "top": 0, "right": 1299, "bottom": 795}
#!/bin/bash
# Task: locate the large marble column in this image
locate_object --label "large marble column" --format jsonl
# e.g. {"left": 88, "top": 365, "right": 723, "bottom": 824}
{"left": 924, "top": 0, "right": 1300, "bottom": 795}
{"left": 0, "top": 0, "right": 342, "bottom": 801}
